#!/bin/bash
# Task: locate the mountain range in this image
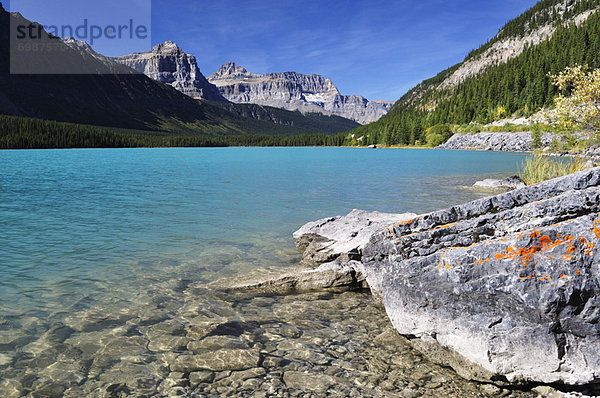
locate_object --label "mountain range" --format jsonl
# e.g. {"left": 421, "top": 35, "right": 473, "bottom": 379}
{"left": 112, "top": 43, "right": 392, "bottom": 125}
{"left": 0, "top": 2, "right": 360, "bottom": 144}
{"left": 207, "top": 62, "right": 393, "bottom": 124}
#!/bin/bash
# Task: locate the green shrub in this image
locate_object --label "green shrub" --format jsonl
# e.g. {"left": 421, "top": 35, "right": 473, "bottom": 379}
{"left": 425, "top": 124, "right": 453, "bottom": 147}
{"left": 426, "top": 133, "right": 446, "bottom": 147}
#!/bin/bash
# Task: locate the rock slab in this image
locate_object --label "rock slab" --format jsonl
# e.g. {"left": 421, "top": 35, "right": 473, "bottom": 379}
{"left": 216, "top": 260, "right": 367, "bottom": 294}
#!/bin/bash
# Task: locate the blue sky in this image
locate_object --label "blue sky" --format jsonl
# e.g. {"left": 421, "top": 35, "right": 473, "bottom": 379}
{"left": 151, "top": 0, "right": 539, "bottom": 101}
{"left": 6, "top": 0, "right": 539, "bottom": 101}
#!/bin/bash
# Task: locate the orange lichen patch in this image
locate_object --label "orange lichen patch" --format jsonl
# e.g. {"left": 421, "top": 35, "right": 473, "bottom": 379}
{"left": 581, "top": 237, "right": 588, "bottom": 245}
{"left": 519, "top": 275, "right": 535, "bottom": 280}
{"left": 473, "top": 260, "right": 478, "bottom": 266}
{"left": 438, "top": 263, "right": 442, "bottom": 269}
{"left": 495, "top": 253, "right": 507, "bottom": 260}
{"left": 587, "top": 242, "right": 595, "bottom": 249}
{"left": 563, "top": 255, "right": 573, "bottom": 261}
{"left": 540, "top": 276, "right": 552, "bottom": 281}
{"left": 485, "top": 258, "right": 490, "bottom": 262}
{"left": 445, "top": 264, "right": 452, "bottom": 270}
{"left": 560, "top": 274, "right": 569, "bottom": 279}
{"left": 576, "top": 270, "right": 581, "bottom": 275}
{"left": 585, "top": 249, "right": 592, "bottom": 257}
{"left": 593, "top": 227, "right": 600, "bottom": 239}
{"left": 564, "top": 235, "right": 576, "bottom": 241}
{"left": 530, "top": 230, "right": 541, "bottom": 238}
{"left": 517, "top": 234, "right": 524, "bottom": 239}
{"left": 506, "top": 246, "right": 515, "bottom": 254}
{"left": 539, "top": 235, "right": 552, "bottom": 246}
{"left": 595, "top": 219, "right": 600, "bottom": 224}
{"left": 398, "top": 217, "right": 418, "bottom": 227}
{"left": 436, "top": 223, "right": 456, "bottom": 229}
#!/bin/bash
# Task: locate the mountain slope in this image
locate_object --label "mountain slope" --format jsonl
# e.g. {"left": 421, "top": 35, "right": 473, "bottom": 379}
{"left": 208, "top": 62, "right": 393, "bottom": 124}
{"left": 352, "top": 0, "right": 600, "bottom": 146}
{"left": 0, "top": 4, "right": 231, "bottom": 133}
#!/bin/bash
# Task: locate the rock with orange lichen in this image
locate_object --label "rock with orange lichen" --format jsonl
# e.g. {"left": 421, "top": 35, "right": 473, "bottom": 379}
{"left": 362, "top": 167, "right": 600, "bottom": 386}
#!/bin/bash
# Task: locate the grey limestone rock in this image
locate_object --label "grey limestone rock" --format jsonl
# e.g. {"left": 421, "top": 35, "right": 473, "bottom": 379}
{"left": 362, "top": 167, "right": 600, "bottom": 385}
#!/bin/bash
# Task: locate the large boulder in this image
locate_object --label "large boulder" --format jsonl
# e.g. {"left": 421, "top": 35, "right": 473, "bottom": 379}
{"left": 293, "top": 209, "right": 416, "bottom": 265}
{"left": 362, "top": 167, "right": 600, "bottom": 385}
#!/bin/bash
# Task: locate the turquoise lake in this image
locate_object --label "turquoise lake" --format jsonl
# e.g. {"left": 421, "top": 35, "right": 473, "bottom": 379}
{"left": 0, "top": 147, "right": 533, "bottom": 396}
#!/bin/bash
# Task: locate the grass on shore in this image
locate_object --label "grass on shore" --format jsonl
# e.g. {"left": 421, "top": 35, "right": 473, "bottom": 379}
{"left": 520, "top": 154, "right": 589, "bottom": 185}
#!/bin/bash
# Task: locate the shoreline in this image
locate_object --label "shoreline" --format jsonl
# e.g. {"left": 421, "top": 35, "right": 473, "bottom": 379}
{"left": 242, "top": 167, "right": 600, "bottom": 396}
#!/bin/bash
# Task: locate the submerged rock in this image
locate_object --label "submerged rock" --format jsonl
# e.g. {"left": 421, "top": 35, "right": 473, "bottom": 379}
{"left": 170, "top": 349, "right": 261, "bottom": 372}
{"left": 473, "top": 175, "right": 526, "bottom": 190}
{"left": 293, "top": 209, "right": 416, "bottom": 265}
{"left": 362, "top": 167, "right": 600, "bottom": 386}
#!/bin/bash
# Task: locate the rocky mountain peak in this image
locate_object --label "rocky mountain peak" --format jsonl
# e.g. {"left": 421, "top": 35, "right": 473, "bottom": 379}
{"left": 150, "top": 40, "right": 182, "bottom": 55}
{"left": 114, "top": 43, "right": 226, "bottom": 101}
{"left": 209, "top": 62, "right": 254, "bottom": 80}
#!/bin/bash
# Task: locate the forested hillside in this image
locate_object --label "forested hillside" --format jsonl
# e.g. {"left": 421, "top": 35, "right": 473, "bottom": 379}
{"left": 0, "top": 115, "right": 346, "bottom": 149}
{"left": 350, "top": 0, "right": 600, "bottom": 146}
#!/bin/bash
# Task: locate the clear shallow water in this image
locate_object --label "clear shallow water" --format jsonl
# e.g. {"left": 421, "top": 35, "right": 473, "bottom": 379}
{"left": 0, "top": 148, "right": 534, "bottom": 397}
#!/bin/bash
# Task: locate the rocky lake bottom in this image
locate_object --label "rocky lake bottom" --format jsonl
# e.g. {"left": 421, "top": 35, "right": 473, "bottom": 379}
{"left": 0, "top": 148, "right": 537, "bottom": 397}
{"left": 0, "top": 251, "right": 538, "bottom": 397}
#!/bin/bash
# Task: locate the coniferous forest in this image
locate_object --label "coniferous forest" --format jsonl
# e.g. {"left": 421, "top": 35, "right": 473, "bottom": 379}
{"left": 0, "top": 115, "right": 346, "bottom": 149}
{"left": 348, "top": 0, "right": 600, "bottom": 146}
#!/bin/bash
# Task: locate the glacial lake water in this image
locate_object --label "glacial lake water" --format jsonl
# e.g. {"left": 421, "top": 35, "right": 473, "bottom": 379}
{"left": 0, "top": 147, "right": 535, "bottom": 397}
